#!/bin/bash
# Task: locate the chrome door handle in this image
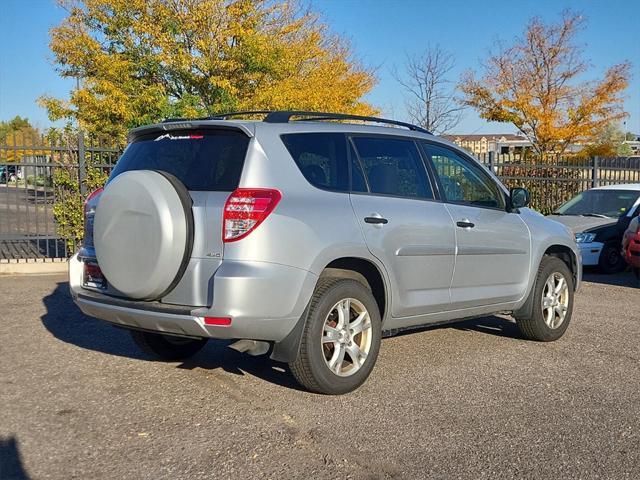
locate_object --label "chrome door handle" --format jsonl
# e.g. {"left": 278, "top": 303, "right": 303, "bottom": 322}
{"left": 456, "top": 219, "right": 475, "bottom": 228}
{"left": 364, "top": 216, "right": 388, "bottom": 225}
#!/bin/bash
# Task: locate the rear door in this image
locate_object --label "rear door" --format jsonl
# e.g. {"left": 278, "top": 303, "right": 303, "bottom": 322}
{"left": 108, "top": 128, "right": 250, "bottom": 259}
{"left": 421, "top": 142, "right": 531, "bottom": 309}
{"left": 349, "top": 135, "right": 456, "bottom": 317}
{"left": 104, "top": 128, "right": 250, "bottom": 305}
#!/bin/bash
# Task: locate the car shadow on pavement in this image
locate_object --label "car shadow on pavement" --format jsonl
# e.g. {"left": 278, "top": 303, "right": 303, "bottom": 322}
{"left": 0, "top": 436, "right": 31, "bottom": 480}
{"left": 390, "top": 315, "right": 523, "bottom": 340}
{"left": 40, "top": 282, "right": 148, "bottom": 360}
{"left": 176, "top": 343, "right": 305, "bottom": 391}
{"left": 40, "top": 282, "right": 303, "bottom": 391}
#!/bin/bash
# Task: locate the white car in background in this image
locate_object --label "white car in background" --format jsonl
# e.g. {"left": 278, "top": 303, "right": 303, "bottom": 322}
{"left": 548, "top": 184, "right": 640, "bottom": 273}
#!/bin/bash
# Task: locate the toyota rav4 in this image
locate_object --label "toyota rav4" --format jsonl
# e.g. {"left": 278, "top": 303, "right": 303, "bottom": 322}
{"left": 69, "top": 111, "right": 581, "bottom": 394}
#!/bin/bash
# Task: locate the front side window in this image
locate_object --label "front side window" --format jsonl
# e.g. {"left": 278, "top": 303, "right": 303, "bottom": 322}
{"left": 422, "top": 143, "right": 505, "bottom": 209}
{"left": 281, "top": 133, "right": 349, "bottom": 191}
{"left": 351, "top": 136, "right": 433, "bottom": 199}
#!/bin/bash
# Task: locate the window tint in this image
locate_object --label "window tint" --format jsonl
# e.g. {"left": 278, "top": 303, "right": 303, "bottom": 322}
{"left": 423, "top": 143, "right": 505, "bottom": 209}
{"left": 281, "top": 133, "right": 349, "bottom": 191}
{"left": 351, "top": 137, "right": 432, "bottom": 199}
{"left": 109, "top": 129, "right": 249, "bottom": 191}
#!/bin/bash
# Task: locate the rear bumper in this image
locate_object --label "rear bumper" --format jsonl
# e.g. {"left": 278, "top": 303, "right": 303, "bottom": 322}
{"left": 69, "top": 253, "right": 317, "bottom": 342}
{"left": 578, "top": 241, "right": 603, "bottom": 266}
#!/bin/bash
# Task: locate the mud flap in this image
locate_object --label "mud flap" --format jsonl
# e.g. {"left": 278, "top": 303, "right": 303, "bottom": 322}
{"left": 270, "top": 310, "right": 308, "bottom": 363}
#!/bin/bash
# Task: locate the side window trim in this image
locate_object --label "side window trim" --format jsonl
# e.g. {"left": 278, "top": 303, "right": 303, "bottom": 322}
{"left": 416, "top": 140, "right": 444, "bottom": 202}
{"left": 420, "top": 140, "right": 507, "bottom": 211}
{"left": 347, "top": 133, "right": 438, "bottom": 202}
{"left": 347, "top": 135, "right": 371, "bottom": 193}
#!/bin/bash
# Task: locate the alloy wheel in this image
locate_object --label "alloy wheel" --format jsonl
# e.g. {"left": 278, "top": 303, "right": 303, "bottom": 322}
{"left": 321, "top": 298, "right": 372, "bottom": 377}
{"left": 541, "top": 272, "right": 570, "bottom": 329}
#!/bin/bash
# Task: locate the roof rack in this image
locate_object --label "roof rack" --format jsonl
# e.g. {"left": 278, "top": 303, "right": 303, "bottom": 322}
{"left": 208, "top": 110, "right": 274, "bottom": 120}
{"left": 161, "top": 111, "right": 272, "bottom": 123}
{"left": 263, "top": 111, "right": 431, "bottom": 134}
{"left": 162, "top": 110, "right": 431, "bottom": 134}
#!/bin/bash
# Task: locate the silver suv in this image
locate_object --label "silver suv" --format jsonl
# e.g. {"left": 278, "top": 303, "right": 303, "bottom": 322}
{"left": 69, "top": 111, "right": 581, "bottom": 394}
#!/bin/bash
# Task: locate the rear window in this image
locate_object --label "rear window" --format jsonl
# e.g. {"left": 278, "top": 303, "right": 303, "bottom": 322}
{"left": 109, "top": 129, "right": 249, "bottom": 191}
{"left": 281, "top": 133, "right": 349, "bottom": 191}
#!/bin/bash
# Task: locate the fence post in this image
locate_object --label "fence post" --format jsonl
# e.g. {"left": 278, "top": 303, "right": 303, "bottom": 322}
{"left": 78, "top": 131, "right": 87, "bottom": 196}
{"left": 488, "top": 151, "right": 494, "bottom": 173}
{"left": 592, "top": 156, "right": 599, "bottom": 188}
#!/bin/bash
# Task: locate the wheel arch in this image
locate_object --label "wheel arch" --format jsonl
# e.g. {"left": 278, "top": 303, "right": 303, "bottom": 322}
{"left": 270, "top": 255, "right": 390, "bottom": 364}
{"left": 514, "top": 243, "right": 579, "bottom": 321}
{"left": 321, "top": 256, "right": 388, "bottom": 321}
{"left": 544, "top": 244, "right": 579, "bottom": 290}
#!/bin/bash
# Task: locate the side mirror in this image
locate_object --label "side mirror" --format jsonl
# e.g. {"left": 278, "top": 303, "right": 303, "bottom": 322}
{"left": 510, "top": 187, "right": 530, "bottom": 210}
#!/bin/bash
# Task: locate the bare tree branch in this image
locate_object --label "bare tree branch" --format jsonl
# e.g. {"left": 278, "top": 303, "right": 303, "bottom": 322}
{"left": 392, "top": 45, "right": 464, "bottom": 134}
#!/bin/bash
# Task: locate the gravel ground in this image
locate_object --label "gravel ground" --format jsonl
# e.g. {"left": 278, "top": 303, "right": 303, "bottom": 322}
{"left": 1, "top": 272, "right": 638, "bottom": 479}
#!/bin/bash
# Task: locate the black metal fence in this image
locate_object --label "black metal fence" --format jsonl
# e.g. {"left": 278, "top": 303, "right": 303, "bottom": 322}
{"left": 0, "top": 132, "right": 119, "bottom": 262}
{"left": 476, "top": 153, "right": 640, "bottom": 213}
{"left": 1, "top": 132, "right": 639, "bottom": 262}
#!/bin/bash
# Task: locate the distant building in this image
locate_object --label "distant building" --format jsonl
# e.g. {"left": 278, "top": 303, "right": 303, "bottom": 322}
{"left": 623, "top": 137, "right": 640, "bottom": 156}
{"left": 443, "top": 134, "right": 531, "bottom": 155}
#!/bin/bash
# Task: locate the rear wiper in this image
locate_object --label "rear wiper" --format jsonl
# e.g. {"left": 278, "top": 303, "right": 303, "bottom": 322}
{"left": 580, "top": 213, "right": 610, "bottom": 218}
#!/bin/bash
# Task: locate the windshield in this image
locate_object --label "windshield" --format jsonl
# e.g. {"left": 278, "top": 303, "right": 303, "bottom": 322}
{"left": 109, "top": 129, "right": 249, "bottom": 191}
{"left": 555, "top": 189, "right": 639, "bottom": 218}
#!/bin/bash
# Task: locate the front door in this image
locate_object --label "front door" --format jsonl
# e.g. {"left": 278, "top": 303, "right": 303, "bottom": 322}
{"left": 421, "top": 142, "right": 531, "bottom": 309}
{"left": 349, "top": 135, "right": 456, "bottom": 317}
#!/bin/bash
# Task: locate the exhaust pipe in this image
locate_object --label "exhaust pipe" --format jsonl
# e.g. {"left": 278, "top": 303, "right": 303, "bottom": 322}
{"left": 229, "top": 339, "right": 270, "bottom": 356}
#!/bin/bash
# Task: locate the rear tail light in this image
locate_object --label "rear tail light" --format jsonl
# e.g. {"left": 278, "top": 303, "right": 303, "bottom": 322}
{"left": 83, "top": 261, "right": 106, "bottom": 289}
{"left": 223, "top": 188, "right": 281, "bottom": 242}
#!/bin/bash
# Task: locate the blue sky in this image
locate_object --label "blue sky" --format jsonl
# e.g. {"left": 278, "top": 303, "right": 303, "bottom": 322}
{"left": 0, "top": 0, "right": 638, "bottom": 134}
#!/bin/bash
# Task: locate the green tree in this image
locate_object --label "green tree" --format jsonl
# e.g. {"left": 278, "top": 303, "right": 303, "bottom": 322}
{"left": 46, "top": 125, "right": 111, "bottom": 249}
{"left": 39, "top": 0, "right": 377, "bottom": 144}
{"left": 580, "top": 123, "right": 632, "bottom": 157}
{"left": 0, "top": 116, "right": 32, "bottom": 144}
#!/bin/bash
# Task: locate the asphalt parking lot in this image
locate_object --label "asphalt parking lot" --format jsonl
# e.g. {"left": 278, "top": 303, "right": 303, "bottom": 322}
{"left": 1, "top": 272, "right": 638, "bottom": 479}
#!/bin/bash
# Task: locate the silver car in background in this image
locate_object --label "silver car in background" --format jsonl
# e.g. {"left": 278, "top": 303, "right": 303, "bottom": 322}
{"left": 69, "top": 111, "right": 581, "bottom": 394}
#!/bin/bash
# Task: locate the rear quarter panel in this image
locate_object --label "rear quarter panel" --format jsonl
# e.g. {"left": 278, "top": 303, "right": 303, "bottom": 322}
{"left": 223, "top": 126, "right": 381, "bottom": 276}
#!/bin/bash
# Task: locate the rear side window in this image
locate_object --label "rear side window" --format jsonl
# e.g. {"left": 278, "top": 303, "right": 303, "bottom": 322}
{"left": 351, "top": 136, "right": 433, "bottom": 199}
{"left": 281, "top": 133, "right": 349, "bottom": 191}
{"left": 109, "top": 129, "right": 250, "bottom": 191}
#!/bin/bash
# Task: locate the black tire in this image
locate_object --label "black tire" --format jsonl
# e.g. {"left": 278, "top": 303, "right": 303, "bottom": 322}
{"left": 289, "top": 278, "right": 382, "bottom": 395}
{"left": 130, "top": 330, "right": 208, "bottom": 361}
{"left": 598, "top": 242, "right": 626, "bottom": 274}
{"left": 515, "top": 256, "right": 574, "bottom": 342}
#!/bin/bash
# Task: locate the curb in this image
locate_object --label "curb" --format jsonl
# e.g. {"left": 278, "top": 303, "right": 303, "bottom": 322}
{"left": 0, "top": 261, "right": 68, "bottom": 275}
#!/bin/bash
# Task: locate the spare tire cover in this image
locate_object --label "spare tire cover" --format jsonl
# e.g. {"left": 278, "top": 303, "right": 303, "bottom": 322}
{"left": 94, "top": 170, "right": 193, "bottom": 300}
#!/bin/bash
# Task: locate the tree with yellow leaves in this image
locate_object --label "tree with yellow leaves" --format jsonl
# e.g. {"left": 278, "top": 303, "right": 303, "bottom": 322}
{"left": 460, "top": 11, "right": 630, "bottom": 158}
{"left": 40, "top": 0, "right": 377, "bottom": 144}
